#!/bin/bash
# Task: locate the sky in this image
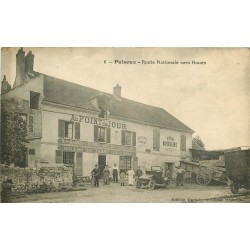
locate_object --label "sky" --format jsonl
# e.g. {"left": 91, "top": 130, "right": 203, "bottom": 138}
{"left": 1, "top": 47, "right": 249, "bottom": 150}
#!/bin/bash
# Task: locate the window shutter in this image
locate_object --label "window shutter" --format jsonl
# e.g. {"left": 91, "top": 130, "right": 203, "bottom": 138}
{"left": 121, "top": 130, "right": 126, "bottom": 145}
{"left": 132, "top": 132, "right": 136, "bottom": 146}
{"left": 106, "top": 127, "right": 111, "bottom": 143}
{"left": 75, "top": 122, "right": 80, "bottom": 140}
{"left": 28, "top": 115, "right": 34, "bottom": 133}
{"left": 76, "top": 152, "right": 83, "bottom": 176}
{"left": 58, "top": 120, "right": 65, "bottom": 138}
{"left": 94, "top": 125, "right": 98, "bottom": 142}
{"left": 153, "top": 128, "right": 160, "bottom": 149}
{"left": 55, "top": 150, "right": 63, "bottom": 163}
{"left": 180, "top": 135, "right": 186, "bottom": 151}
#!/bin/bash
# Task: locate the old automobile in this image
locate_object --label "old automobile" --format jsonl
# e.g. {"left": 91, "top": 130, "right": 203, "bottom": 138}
{"left": 136, "top": 166, "right": 170, "bottom": 190}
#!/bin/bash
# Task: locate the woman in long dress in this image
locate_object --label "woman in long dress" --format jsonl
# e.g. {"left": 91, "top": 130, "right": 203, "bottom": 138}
{"left": 127, "top": 168, "right": 135, "bottom": 186}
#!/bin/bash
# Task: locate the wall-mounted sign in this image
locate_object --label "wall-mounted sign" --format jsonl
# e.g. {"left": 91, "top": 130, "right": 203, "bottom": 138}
{"left": 58, "top": 138, "right": 136, "bottom": 156}
{"left": 58, "top": 145, "right": 136, "bottom": 157}
{"left": 163, "top": 136, "right": 177, "bottom": 148}
{"left": 138, "top": 136, "right": 147, "bottom": 145}
{"left": 70, "top": 114, "right": 126, "bottom": 130}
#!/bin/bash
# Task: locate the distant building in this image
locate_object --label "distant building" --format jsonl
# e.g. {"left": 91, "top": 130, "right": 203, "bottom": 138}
{"left": 1, "top": 48, "right": 194, "bottom": 176}
{"left": 190, "top": 141, "right": 224, "bottom": 161}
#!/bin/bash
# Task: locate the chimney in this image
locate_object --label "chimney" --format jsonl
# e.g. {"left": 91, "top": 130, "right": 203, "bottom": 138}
{"left": 1, "top": 75, "right": 11, "bottom": 94}
{"left": 25, "top": 51, "right": 34, "bottom": 74}
{"left": 113, "top": 84, "right": 121, "bottom": 98}
{"left": 14, "top": 48, "right": 25, "bottom": 88}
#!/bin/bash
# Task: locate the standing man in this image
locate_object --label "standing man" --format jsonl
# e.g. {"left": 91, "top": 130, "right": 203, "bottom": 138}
{"left": 135, "top": 166, "right": 143, "bottom": 179}
{"left": 91, "top": 165, "right": 100, "bottom": 188}
{"left": 113, "top": 163, "right": 119, "bottom": 183}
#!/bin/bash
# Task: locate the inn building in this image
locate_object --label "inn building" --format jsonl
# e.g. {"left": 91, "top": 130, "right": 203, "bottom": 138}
{"left": 1, "top": 48, "right": 194, "bottom": 176}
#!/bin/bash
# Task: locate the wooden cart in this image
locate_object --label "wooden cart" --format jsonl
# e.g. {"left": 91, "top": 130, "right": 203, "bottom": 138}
{"left": 180, "top": 160, "right": 227, "bottom": 185}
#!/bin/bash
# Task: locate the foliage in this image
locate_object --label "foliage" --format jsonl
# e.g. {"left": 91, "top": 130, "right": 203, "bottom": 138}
{"left": 193, "top": 135, "right": 205, "bottom": 150}
{"left": 0, "top": 99, "right": 28, "bottom": 167}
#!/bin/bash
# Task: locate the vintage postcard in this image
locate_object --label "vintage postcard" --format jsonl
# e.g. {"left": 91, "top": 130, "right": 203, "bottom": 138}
{"left": 1, "top": 47, "right": 249, "bottom": 203}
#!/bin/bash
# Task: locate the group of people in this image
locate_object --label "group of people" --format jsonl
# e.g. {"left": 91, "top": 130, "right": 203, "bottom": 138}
{"left": 90, "top": 164, "right": 144, "bottom": 187}
{"left": 90, "top": 164, "right": 186, "bottom": 188}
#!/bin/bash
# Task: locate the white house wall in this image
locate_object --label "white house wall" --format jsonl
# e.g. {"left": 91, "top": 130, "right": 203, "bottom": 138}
{"left": 41, "top": 103, "right": 192, "bottom": 172}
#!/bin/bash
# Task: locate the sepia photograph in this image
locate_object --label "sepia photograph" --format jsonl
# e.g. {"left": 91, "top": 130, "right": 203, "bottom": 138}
{"left": 1, "top": 47, "right": 249, "bottom": 203}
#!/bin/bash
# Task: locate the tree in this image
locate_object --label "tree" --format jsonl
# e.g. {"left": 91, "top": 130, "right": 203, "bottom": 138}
{"left": 0, "top": 99, "right": 28, "bottom": 167}
{"left": 193, "top": 135, "right": 205, "bottom": 150}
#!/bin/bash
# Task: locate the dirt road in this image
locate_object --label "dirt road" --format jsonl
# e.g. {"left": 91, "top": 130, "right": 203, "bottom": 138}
{"left": 12, "top": 181, "right": 250, "bottom": 203}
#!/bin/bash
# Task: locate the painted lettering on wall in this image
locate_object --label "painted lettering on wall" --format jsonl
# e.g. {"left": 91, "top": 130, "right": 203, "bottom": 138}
{"left": 138, "top": 136, "right": 147, "bottom": 145}
{"left": 163, "top": 136, "right": 177, "bottom": 147}
{"left": 70, "top": 114, "right": 126, "bottom": 130}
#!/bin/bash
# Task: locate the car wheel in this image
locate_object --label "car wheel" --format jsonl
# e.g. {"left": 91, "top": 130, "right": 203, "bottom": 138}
{"left": 230, "top": 182, "right": 239, "bottom": 194}
{"left": 149, "top": 180, "right": 155, "bottom": 190}
{"left": 136, "top": 180, "right": 142, "bottom": 189}
{"left": 164, "top": 180, "right": 170, "bottom": 188}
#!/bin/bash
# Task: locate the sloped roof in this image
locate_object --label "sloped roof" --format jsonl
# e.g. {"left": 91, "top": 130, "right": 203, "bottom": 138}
{"left": 43, "top": 74, "right": 194, "bottom": 133}
{"left": 191, "top": 141, "right": 205, "bottom": 150}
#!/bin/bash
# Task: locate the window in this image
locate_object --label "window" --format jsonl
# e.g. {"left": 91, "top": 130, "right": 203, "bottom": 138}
{"left": 58, "top": 120, "right": 80, "bottom": 139}
{"left": 55, "top": 151, "right": 74, "bottom": 164}
{"left": 153, "top": 128, "right": 160, "bottom": 151}
{"left": 125, "top": 131, "right": 132, "bottom": 145}
{"left": 29, "top": 149, "right": 35, "bottom": 155}
{"left": 180, "top": 134, "right": 186, "bottom": 151}
{"left": 30, "top": 91, "right": 40, "bottom": 109}
{"left": 94, "top": 126, "right": 111, "bottom": 143}
{"left": 63, "top": 151, "right": 75, "bottom": 165}
{"left": 121, "top": 130, "right": 136, "bottom": 146}
{"left": 28, "top": 115, "right": 34, "bottom": 133}
{"left": 65, "top": 122, "right": 73, "bottom": 138}
{"left": 98, "top": 127, "right": 106, "bottom": 142}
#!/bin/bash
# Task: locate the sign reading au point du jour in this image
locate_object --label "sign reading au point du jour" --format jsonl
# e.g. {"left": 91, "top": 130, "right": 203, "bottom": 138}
{"left": 70, "top": 114, "right": 127, "bottom": 130}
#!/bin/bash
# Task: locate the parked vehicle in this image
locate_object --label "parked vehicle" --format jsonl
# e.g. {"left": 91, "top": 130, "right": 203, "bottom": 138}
{"left": 225, "top": 147, "right": 250, "bottom": 194}
{"left": 136, "top": 166, "right": 170, "bottom": 190}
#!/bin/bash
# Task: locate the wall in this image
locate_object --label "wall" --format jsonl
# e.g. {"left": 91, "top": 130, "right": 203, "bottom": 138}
{"left": 1, "top": 164, "right": 73, "bottom": 202}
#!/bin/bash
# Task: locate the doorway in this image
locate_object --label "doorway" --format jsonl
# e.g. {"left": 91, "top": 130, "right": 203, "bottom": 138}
{"left": 98, "top": 155, "right": 106, "bottom": 178}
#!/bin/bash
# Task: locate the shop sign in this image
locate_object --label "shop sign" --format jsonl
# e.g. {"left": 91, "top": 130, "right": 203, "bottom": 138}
{"left": 163, "top": 136, "right": 177, "bottom": 148}
{"left": 138, "top": 136, "right": 147, "bottom": 145}
{"left": 58, "top": 139, "right": 136, "bottom": 156}
{"left": 70, "top": 114, "right": 126, "bottom": 130}
{"left": 58, "top": 138, "right": 136, "bottom": 151}
{"left": 58, "top": 145, "right": 136, "bottom": 156}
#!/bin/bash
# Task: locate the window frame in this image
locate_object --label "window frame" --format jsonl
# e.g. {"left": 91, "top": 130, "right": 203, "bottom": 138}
{"left": 98, "top": 126, "right": 106, "bottom": 142}
{"left": 125, "top": 131, "right": 132, "bottom": 145}
{"left": 64, "top": 121, "right": 73, "bottom": 138}
{"left": 63, "top": 151, "right": 75, "bottom": 165}
{"left": 94, "top": 125, "right": 111, "bottom": 143}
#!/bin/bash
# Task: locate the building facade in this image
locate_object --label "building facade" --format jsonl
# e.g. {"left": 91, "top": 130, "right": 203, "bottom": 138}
{"left": 1, "top": 48, "right": 194, "bottom": 176}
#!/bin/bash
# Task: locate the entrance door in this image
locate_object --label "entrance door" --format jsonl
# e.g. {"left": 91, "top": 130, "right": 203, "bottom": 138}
{"left": 124, "top": 156, "right": 132, "bottom": 172}
{"left": 98, "top": 155, "right": 106, "bottom": 178}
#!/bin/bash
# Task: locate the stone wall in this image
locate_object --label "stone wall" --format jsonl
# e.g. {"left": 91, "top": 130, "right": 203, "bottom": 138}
{"left": 1, "top": 164, "right": 73, "bottom": 202}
